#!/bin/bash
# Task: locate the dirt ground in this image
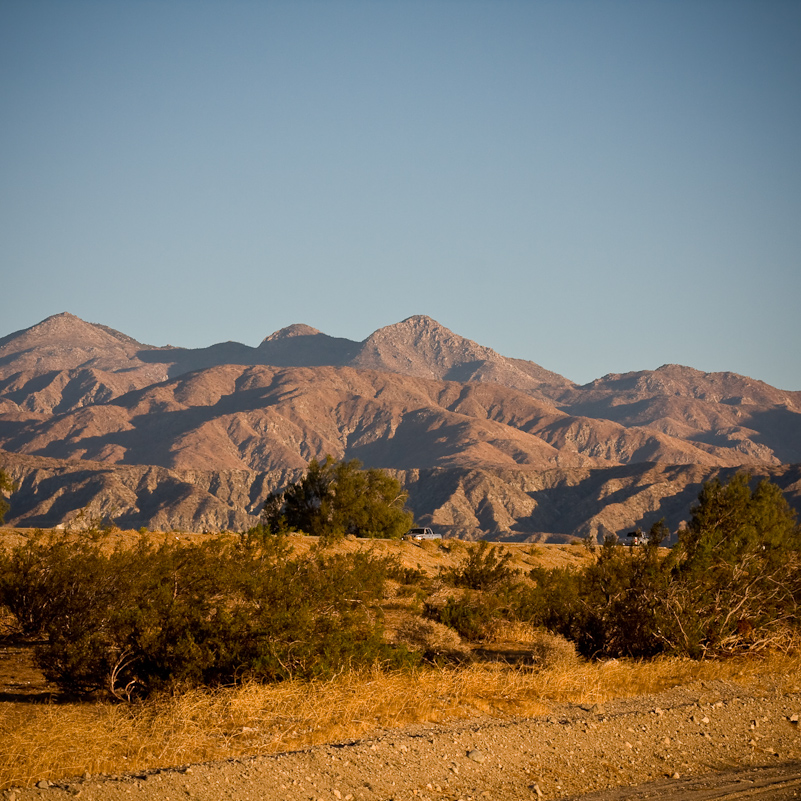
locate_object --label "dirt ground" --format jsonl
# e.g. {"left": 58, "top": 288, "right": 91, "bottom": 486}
{"left": 4, "top": 672, "right": 801, "bottom": 801}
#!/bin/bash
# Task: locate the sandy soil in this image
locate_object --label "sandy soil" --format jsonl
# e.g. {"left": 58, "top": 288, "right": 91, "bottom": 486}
{"left": 6, "top": 675, "right": 801, "bottom": 801}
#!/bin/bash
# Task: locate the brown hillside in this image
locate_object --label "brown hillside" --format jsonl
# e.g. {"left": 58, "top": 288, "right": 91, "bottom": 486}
{"left": 0, "top": 364, "right": 743, "bottom": 473}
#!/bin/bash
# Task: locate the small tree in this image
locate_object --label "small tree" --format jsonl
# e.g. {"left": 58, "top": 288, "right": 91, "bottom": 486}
{"left": 328, "top": 460, "right": 413, "bottom": 540}
{"left": 679, "top": 473, "right": 799, "bottom": 572}
{"left": 665, "top": 472, "right": 801, "bottom": 655}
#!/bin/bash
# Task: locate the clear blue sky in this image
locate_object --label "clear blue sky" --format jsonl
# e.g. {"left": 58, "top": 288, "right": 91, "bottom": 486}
{"left": 3, "top": 1, "right": 800, "bottom": 389}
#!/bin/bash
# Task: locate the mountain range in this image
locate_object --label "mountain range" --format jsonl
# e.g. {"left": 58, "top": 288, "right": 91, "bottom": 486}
{"left": 1, "top": 312, "right": 799, "bottom": 541}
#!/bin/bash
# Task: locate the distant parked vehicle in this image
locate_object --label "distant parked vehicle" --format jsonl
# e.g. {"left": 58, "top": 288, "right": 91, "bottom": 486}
{"left": 405, "top": 527, "right": 441, "bottom": 541}
{"left": 626, "top": 530, "right": 645, "bottom": 546}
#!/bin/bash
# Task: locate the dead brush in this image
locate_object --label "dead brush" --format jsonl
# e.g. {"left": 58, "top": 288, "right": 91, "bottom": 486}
{"left": 528, "top": 630, "right": 580, "bottom": 669}
{"left": 483, "top": 621, "right": 579, "bottom": 669}
{"left": 3, "top": 653, "right": 801, "bottom": 791}
{"left": 391, "top": 616, "right": 471, "bottom": 661}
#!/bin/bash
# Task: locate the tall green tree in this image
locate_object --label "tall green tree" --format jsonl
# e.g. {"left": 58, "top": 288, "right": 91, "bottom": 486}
{"left": 679, "top": 472, "right": 800, "bottom": 573}
{"left": 260, "top": 457, "right": 413, "bottom": 542}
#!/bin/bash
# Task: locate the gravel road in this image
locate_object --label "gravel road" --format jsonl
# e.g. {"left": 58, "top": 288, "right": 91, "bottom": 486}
{"left": 7, "top": 676, "right": 801, "bottom": 801}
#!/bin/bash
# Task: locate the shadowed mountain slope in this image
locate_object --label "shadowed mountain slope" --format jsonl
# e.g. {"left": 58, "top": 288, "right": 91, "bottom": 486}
{"left": 2, "top": 450, "right": 799, "bottom": 543}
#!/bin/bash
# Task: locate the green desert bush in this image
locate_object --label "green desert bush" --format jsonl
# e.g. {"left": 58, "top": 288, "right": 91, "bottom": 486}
{"left": 0, "top": 531, "right": 416, "bottom": 698}
{"left": 443, "top": 540, "right": 517, "bottom": 591}
{"left": 432, "top": 592, "right": 502, "bottom": 642}
{"left": 521, "top": 474, "right": 801, "bottom": 659}
{"left": 0, "top": 529, "right": 124, "bottom": 640}
{"left": 425, "top": 584, "right": 524, "bottom": 643}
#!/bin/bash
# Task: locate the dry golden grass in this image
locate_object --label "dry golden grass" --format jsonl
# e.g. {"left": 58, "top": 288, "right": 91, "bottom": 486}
{"left": 0, "top": 530, "right": 592, "bottom": 576}
{"left": 3, "top": 652, "right": 801, "bottom": 791}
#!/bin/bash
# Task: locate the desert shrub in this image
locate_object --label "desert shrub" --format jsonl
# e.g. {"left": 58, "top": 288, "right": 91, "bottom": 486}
{"left": 528, "top": 630, "right": 580, "bottom": 669}
{"left": 0, "top": 531, "right": 57, "bottom": 636}
{"left": 570, "top": 531, "right": 670, "bottom": 659}
{"left": 229, "top": 546, "right": 416, "bottom": 682}
{"left": 426, "top": 590, "right": 509, "bottom": 642}
{"left": 520, "top": 475, "right": 801, "bottom": 659}
{"left": 661, "top": 473, "right": 801, "bottom": 656}
{"left": 443, "top": 540, "right": 517, "bottom": 591}
{"left": 0, "top": 532, "right": 416, "bottom": 698}
{"left": 517, "top": 566, "right": 581, "bottom": 636}
{"left": 20, "top": 535, "right": 236, "bottom": 695}
{"left": 0, "top": 530, "right": 122, "bottom": 639}
{"left": 391, "top": 617, "right": 469, "bottom": 662}
{"left": 388, "top": 563, "right": 427, "bottom": 586}
{"left": 519, "top": 526, "right": 682, "bottom": 659}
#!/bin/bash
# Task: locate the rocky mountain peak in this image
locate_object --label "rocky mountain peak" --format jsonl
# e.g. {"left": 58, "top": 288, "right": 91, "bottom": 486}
{"left": 260, "top": 324, "right": 322, "bottom": 344}
{"left": 35, "top": 311, "right": 82, "bottom": 327}
{"left": 370, "top": 315, "right": 469, "bottom": 343}
{"left": 353, "top": 315, "right": 497, "bottom": 379}
{"left": 0, "top": 312, "right": 145, "bottom": 360}
{"left": 1, "top": 312, "right": 93, "bottom": 345}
